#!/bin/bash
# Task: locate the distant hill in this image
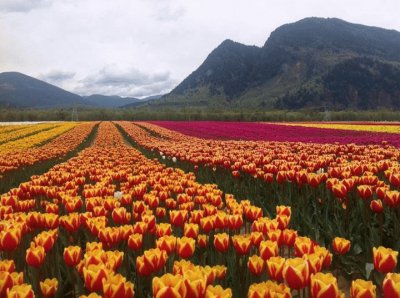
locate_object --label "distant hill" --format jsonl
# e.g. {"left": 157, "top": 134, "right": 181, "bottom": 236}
{"left": 0, "top": 72, "right": 160, "bottom": 109}
{"left": 162, "top": 17, "right": 400, "bottom": 110}
{"left": 84, "top": 94, "right": 140, "bottom": 108}
{"left": 0, "top": 72, "right": 89, "bottom": 108}
{"left": 122, "top": 94, "right": 163, "bottom": 108}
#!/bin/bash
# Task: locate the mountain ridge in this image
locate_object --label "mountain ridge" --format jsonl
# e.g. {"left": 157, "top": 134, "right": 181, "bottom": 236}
{"left": 163, "top": 17, "right": 400, "bottom": 110}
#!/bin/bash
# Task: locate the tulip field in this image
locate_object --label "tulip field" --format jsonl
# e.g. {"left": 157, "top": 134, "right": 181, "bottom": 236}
{"left": 0, "top": 121, "right": 400, "bottom": 297}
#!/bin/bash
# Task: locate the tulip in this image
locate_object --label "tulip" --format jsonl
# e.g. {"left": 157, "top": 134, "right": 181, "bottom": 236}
{"left": 200, "top": 216, "right": 215, "bottom": 233}
{"left": 40, "top": 278, "right": 58, "bottom": 298}
{"left": 63, "top": 246, "right": 82, "bottom": 267}
{"left": 370, "top": 199, "right": 384, "bottom": 213}
{"left": 156, "top": 235, "right": 177, "bottom": 255}
{"left": 357, "top": 185, "right": 373, "bottom": 199}
{"left": 197, "top": 234, "right": 208, "bottom": 249}
{"left": 373, "top": 246, "right": 398, "bottom": 273}
{"left": 0, "top": 271, "right": 13, "bottom": 297}
{"left": 26, "top": 245, "right": 46, "bottom": 268}
{"left": 232, "top": 235, "right": 252, "bottom": 256}
{"left": 282, "top": 229, "right": 297, "bottom": 247}
{"left": 156, "top": 223, "right": 172, "bottom": 238}
{"left": 0, "top": 260, "right": 15, "bottom": 273}
{"left": 276, "top": 215, "right": 290, "bottom": 230}
{"left": 259, "top": 240, "right": 279, "bottom": 260}
{"left": 248, "top": 255, "right": 265, "bottom": 276}
{"left": 314, "top": 246, "right": 332, "bottom": 269}
{"left": 266, "top": 256, "right": 285, "bottom": 282}
{"left": 214, "top": 233, "right": 229, "bottom": 253}
{"left": 152, "top": 273, "right": 186, "bottom": 298}
{"left": 183, "top": 270, "right": 207, "bottom": 298}
{"left": 170, "top": 210, "right": 188, "bottom": 227}
{"left": 82, "top": 264, "right": 109, "bottom": 292}
{"left": 177, "top": 237, "right": 196, "bottom": 259}
{"left": 0, "top": 228, "right": 21, "bottom": 251}
{"left": 213, "top": 265, "right": 227, "bottom": 280}
{"left": 350, "top": 279, "right": 376, "bottom": 298}
{"left": 310, "top": 272, "right": 342, "bottom": 298}
{"left": 384, "top": 191, "right": 400, "bottom": 208}
{"left": 127, "top": 233, "right": 143, "bottom": 251}
{"left": 205, "top": 285, "right": 232, "bottom": 298}
{"left": 227, "top": 214, "right": 243, "bottom": 230}
{"left": 282, "top": 258, "right": 310, "bottom": 289}
{"left": 332, "top": 183, "right": 347, "bottom": 198}
{"left": 10, "top": 272, "right": 24, "bottom": 286}
{"left": 332, "top": 237, "right": 351, "bottom": 255}
{"left": 248, "top": 283, "right": 267, "bottom": 298}
{"left": 250, "top": 232, "right": 264, "bottom": 247}
{"left": 136, "top": 248, "right": 168, "bottom": 276}
{"left": 276, "top": 205, "right": 291, "bottom": 217}
{"left": 304, "top": 253, "right": 323, "bottom": 275}
{"left": 294, "top": 236, "right": 314, "bottom": 257}
{"left": 80, "top": 293, "right": 102, "bottom": 298}
{"left": 184, "top": 223, "right": 199, "bottom": 239}
{"left": 383, "top": 272, "right": 400, "bottom": 298}
{"left": 6, "top": 284, "right": 35, "bottom": 298}
{"left": 102, "top": 273, "right": 134, "bottom": 298}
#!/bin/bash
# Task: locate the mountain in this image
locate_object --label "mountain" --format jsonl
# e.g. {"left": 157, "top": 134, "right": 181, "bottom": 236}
{"left": 0, "top": 72, "right": 90, "bottom": 108}
{"left": 163, "top": 17, "right": 400, "bottom": 110}
{"left": 84, "top": 94, "right": 140, "bottom": 108}
{"left": 122, "top": 94, "right": 164, "bottom": 108}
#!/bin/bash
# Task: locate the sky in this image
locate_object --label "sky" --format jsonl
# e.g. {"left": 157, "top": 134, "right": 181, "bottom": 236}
{"left": 1, "top": 0, "right": 399, "bottom": 98}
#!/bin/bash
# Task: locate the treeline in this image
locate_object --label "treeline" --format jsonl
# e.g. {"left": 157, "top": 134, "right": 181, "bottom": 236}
{"left": 1, "top": 107, "right": 400, "bottom": 122}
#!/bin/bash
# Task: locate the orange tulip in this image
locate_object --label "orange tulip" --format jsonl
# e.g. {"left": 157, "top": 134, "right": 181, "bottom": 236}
{"left": 383, "top": 272, "right": 400, "bottom": 298}
{"left": 82, "top": 264, "right": 109, "bottom": 292}
{"left": 232, "top": 235, "right": 252, "bottom": 256}
{"left": 184, "top": 223, "right": 199, "bottom": 239}
{"left": 332, "top": 237, "right": 351, "bottom": 255}
{"left": 282, "top": 229, "right": 297, "bottom": 247}
{"left": 384, "top": 191, "right": 400, "bottom": 208}
{"left": 259, "top": 240, "right": 278, "bottom": 260}
{"left": 357, "top": 185, "right": 373, "bottom": 199}
{"left": 0, "top": 228, "right": 21, "bottom": 251}
{"left": 26, "top": 245, "right": 46, "bottom": 268}
{"left": 248, "top": 255, "right": 265, "bottom": 276}
{"left": 350, "top": 279, "right": 376, "bottom": 298}
{"left": 304, "top": 253, "right": 323, "bottom": 275}
{"left": 283, "top": 258, "right": 310, "bottom": 290}
{"left": 63, "top": 246, "right": 82, "bottom": 267}
{"left": 136, "top": 248, "right": 168, "bottom": 276}
{"left": 127, "top": 233, "right": 143, "bottom": 251}
{"left": 102, "top": 273, "right": 134, "bottom": 298}
{"left": 294, "top": 236, "right": 314, "bottom": 257}
{"left": 40, "top": 278, "right": 58, "bottom": 298}
{"left": 156, "top": 223, "right": 172, "bottom": 238}
{"left": 266, "top": 256, "right": 285, "bottom": 282}
{"left": 310, "top": 272, "right": 342, "bottom": 298}
{"left": 0, "top": 259, "right": 15, "bottom": 272}
{"left": 6, "top": 284, "right": 35, "bottom": 298}
{"left": 373, "top": 246, "right": 398, "bottom": 273}
{"left": 183, "top": 270, "right": 207, "bottom": 298}
{"left": 248, "top": 281, "right": 291, "bottom": 298}
{"left": 370, "top": 199, "right": 384, "bottom": 213}
{"left": 214, "top": 233, "right": 229, "bottom": 253}
{"left": 0, "top": 271, "right": 13, "bottom": 297}
{"left": 176, "top": 237, "right": 195, "bottom": 259}
{"left": 200, "top": 216, "right": 215, "bottom": 233}
{"left": 205, "top": 285, "right": 232, "bottom": 298}
{"left": 170, "top": 210, "right": 188, "bottom": 227}
{"left": 152, "top": 273, "right": 186, "bottom": 298}
{"left": 156, "top": 235, "right": 177, "bottom": 255}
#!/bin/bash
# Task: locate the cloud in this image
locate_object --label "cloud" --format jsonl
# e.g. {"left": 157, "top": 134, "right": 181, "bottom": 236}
{"left": 153, "top": 4, "right": 186, "bottom": 22}
{"left": 74, "top": 66, "right": 177, "bottom": 98}
{"left": 0, "top": 0, "right": 53, "bottom": 13}
{"left": 39, "top": 70, "right": 75, "bottom": 84}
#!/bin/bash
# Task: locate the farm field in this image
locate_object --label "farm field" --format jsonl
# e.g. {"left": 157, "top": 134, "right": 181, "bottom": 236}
{"left": 0, "top": 121, "right": 399, "bottom": 298}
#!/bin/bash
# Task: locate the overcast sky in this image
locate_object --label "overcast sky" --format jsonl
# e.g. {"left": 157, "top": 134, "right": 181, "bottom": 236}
{"left": 1, "top": 0, "right": 399, "bottom": 98}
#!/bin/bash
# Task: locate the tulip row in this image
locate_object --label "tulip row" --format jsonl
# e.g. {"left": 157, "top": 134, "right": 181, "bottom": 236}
{"left": 0, "top": 122, "right": 78, "bottom": 154}
{"left": 0, "top": 122, "right": 96, "bottom": 177}
{"left": 149, "top": 121, "right": 400, "bottom": 146}
{"left": 0, "top": 123, "right": 60, "bottom": 145}
{"left": 0, "top": 121, "right": 399, "bottom": 297}
{"left": 278, "top": 122, "right": 400, "bottom": 134}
